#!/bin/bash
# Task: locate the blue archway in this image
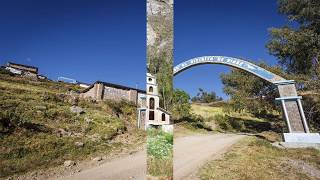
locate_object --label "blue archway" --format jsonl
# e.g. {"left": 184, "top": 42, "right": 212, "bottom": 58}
{"left": 173, "top": 56, "right": 285, "bottom": 83}
{"left": 173, "top": 56, "right": 313, "bottom": 139}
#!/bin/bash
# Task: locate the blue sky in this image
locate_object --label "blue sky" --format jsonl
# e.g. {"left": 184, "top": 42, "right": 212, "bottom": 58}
{"left": 0, "top": 0, "right": 146, "bottom": 89}
{"left": 174, "top": 0, "right": 287, "bottom": 99}
{"left": 0, "top": 0, "right": 287, "bottom": 98}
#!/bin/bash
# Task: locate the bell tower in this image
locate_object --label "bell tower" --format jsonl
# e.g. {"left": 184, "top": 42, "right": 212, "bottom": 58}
{"left": 146, "top": 73, "right": 160, "bottom": 125}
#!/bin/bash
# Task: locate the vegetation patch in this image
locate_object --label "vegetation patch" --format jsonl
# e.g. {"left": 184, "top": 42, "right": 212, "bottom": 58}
{"left": 147, "top": 128, "right": 173, "bottom": 178}
{"left": 190, "top": 103, "right": 285, "bottom": 134}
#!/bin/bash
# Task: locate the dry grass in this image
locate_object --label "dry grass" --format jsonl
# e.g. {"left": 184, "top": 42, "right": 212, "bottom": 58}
{"left": 191, "top": 104, "right": 224, "bottom": 119}
{"left": 147, "top": 156, "right": 173, "bottom": 179}
{"left": 190, "top": 103, "right": 320, "bottom": 179}
{"left": 200, "top": 136, "right": 320, "bottom": 180}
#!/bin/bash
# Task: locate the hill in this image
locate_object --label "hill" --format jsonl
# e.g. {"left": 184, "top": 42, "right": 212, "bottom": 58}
{"left": 0, "top": 70, "right": 145, "bottom": 178}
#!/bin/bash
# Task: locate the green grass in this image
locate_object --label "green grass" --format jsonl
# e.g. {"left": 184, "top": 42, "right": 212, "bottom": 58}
{"left": 200, "top": 136, "right": 320, "bottom": 180}
{"left": 0, "top": 73, "right": 145, "bottom": 178}
{"left": 147, "top": 128, "right": 173, "bottom": 178}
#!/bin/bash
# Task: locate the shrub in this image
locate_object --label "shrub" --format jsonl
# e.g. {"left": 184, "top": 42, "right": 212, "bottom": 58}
{"left": 214, "top": 114, "right": 245, "bottom": 132}
{"left": 181, "top": 114, "right": 213, "bottom": 131}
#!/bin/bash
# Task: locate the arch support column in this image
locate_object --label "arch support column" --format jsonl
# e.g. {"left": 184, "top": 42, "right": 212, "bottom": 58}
{"left": 275, "top": 80, "right": 309, "bottom": 133}
{"left": 275, "top": 80, "right": 320, "bottom": 143}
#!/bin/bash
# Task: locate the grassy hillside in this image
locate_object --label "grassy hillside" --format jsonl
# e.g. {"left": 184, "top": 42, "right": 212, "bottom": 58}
{"left": 0, "top": 71, "right": 145, "bottom": 178}
{"left": 190, "top": 103, "right": 285, "bottom": 134}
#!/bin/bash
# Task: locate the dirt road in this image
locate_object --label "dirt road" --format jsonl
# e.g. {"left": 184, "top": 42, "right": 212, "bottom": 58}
{"left": 55, "top": 150, "right": 146, "bottom": 180}
{"left": 57, "top": 134, "right": 244, "bottom": 180}
{"left": 174, "top": 134, "right": 245, "bottom": 180}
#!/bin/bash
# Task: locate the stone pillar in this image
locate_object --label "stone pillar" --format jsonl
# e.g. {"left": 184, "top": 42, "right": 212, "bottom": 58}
{"left": 95, "top": 83, "right": 104, "bottom": 101}
{"left": 275, "top": 80, "right": 308, "bottom": 133}
{"left": 129, "top": 90, "right": 138, "bottom": 105}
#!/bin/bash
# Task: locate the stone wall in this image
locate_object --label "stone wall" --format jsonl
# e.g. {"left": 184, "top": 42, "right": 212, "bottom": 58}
{"left": 80, "top": 82, "right": 145, "bottom": 105}
{"left": 104, "top": 86, "right": 130, "bottom": 101}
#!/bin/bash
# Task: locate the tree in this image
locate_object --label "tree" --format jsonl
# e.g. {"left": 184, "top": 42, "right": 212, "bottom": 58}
{"left": 221, "top": 62, "right": 285, "bottom": 116}
{"left": 266, "top": 0, "right": 320, "bottom": 131}
{"left": 147, "top": 0, "right": 173, "bottom": 111}
{"left": 172, "top": 89, "right": 191, "bottom": 119}
{"left": 191, "top": 88, "right": 223, "bottom": 103}
{"left": 266, "top": 0, "right": 320, "bottom": 78}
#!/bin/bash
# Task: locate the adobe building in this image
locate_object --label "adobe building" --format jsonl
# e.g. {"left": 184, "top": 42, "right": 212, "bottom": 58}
{"left": 79, "top": 81, "right": 146, "bottom": 106}
{"left": 6, "top": 62, "right": 38, "bottom": 77}
{"left": 4, "top": 62, "right": 48, "bottom": 79}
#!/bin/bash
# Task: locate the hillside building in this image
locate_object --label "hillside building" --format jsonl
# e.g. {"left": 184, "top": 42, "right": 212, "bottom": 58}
{"left": 4, "top": 62, "right": 47, "bottom": 79}
{"left": 79, "top": 81, "right": 146, "bottom": 106}
{"left": 5, "top": 62, "right": 38, "bottom": 76}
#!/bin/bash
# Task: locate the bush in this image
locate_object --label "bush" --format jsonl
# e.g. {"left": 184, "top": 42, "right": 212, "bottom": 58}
{"left": 302, "top": 95, "right": 320, "bottom": 132}
{"left": 214, "top": 114, "right": 245, "bottom": 132}
{"left": 182, "top": 114, "right": 213, "bottom": 131}
{"left": 105, "top": 100, "right": 136, "bottom": 116}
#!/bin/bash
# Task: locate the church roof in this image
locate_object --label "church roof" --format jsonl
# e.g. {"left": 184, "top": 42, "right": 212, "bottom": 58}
{"left": 82, "top": 81, "right": 146, "bottom": 94}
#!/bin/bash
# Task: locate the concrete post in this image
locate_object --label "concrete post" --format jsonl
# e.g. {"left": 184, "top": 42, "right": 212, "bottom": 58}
{"left": 297, "top": 98, "right": 310, "bottom": 133}
{"left": 280, "top": 99, "right": 292, "bottom": 133}
{"left": 137, "top": 109, "right": 141, "bottom": 128}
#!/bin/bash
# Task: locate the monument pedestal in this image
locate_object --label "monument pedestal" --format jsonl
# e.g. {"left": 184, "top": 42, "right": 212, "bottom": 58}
{"left": 283, "top": 133, "right": 320, "bottom": 143}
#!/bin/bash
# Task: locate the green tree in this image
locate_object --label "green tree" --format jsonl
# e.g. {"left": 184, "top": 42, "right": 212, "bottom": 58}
{"left": 266, "top": 0, "right": 320, "bottom": 78}
{"left": 172, "top": 89, "right": 191, "bottom": 119}
{"left": 191, "top": 88, "right": 223, "bottom": 103}
{"left": 221, "top": 62, "right": 285, "bottom": 116}
{"left": 147, "top": 1, "right": 173, "bottom": 111}
{"left": 266, "top": 0, "right": 320, "bottom": 131}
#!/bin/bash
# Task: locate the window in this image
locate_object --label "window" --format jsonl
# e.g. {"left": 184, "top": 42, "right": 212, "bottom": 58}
{"left": 149, "top": 111, "right": 154, "bottom": 120}
{"left": 149, "top": 97, "right": 155, "bottom": 109}
{"left": 162, "top": 113, "right": 166, "bottom": 121}
{"left": 149, "top": 86, "right": 153, "bottom": 93}
{"left": 148, "top": 78, "right": 152, "bottom": 82}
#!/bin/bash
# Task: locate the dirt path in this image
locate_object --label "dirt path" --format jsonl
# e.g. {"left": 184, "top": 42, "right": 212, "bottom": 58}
{"left": 174, "top": 134, "right": 245, "bottom": 180}
{"left": 56, "top": 134, "right": 243, "bottom": 180}
{"left": 54, "top": 150, "right": 146, "bottom": 180}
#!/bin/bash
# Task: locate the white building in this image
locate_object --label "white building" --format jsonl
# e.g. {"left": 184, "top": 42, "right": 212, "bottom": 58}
{"left": 145, "top": 73, "right": 171, "bottom": 128}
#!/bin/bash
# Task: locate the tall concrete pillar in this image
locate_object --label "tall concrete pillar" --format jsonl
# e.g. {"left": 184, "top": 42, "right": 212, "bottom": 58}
{"left": 275, "top": 80, "right": 308, "bottom": 133}
{"left": 275, "top": 80, "right": 320, "bottom": 143}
